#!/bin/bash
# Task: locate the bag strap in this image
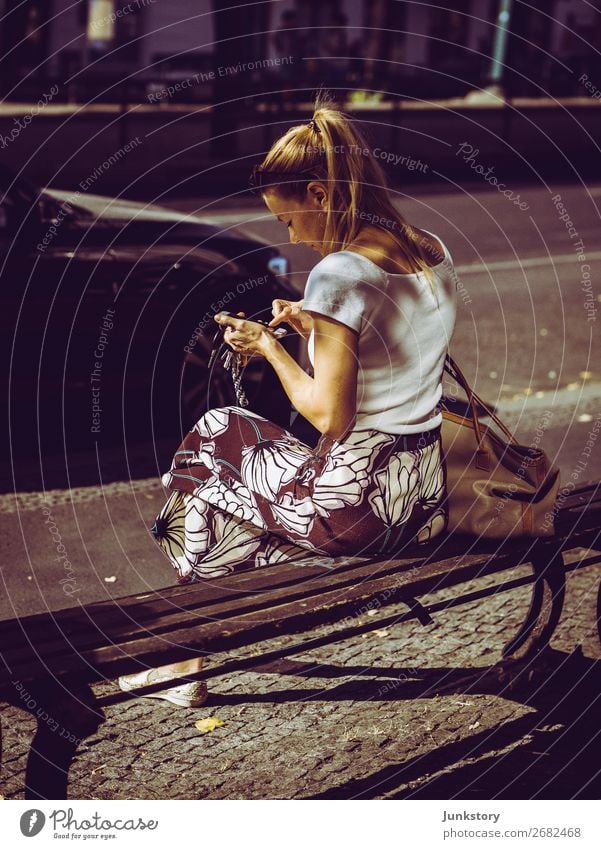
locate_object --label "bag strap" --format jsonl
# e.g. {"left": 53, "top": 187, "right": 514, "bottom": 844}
{"left": 444, "top": 354, "right": 519, "bottom": 446}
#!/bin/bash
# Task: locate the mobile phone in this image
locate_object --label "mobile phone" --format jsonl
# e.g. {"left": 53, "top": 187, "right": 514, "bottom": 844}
{"left": 215, "top": 312, "right": 287, "bottom": 337}
{"left": 207, "top": 313, "right": 287, "bottom": 368}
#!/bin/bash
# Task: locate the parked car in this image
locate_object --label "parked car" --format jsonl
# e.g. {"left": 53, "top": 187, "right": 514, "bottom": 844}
{"left": 0, "top": 167, "right": 304, "bottom": 460}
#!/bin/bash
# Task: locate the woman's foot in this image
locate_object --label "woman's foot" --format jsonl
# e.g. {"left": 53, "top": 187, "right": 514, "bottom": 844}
{"left": 118, "top": 657, "right": 208, "bottom": 708}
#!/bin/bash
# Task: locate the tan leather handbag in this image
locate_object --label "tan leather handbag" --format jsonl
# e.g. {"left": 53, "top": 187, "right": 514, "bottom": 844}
{"left": 441, "top": 355, "right": 562, "bottom": 538}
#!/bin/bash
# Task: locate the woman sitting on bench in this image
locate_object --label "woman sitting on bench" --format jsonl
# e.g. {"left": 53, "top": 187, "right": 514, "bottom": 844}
{"left": 119, "top": 95, "right": 458, "bottom": 707}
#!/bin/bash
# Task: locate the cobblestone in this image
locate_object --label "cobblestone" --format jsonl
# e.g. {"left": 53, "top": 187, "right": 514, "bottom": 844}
{"left": 0, "top": 477, "right": 163, "bottom": 514}
{"left": 1, "top": 557, "right": 599, "bottom": 800}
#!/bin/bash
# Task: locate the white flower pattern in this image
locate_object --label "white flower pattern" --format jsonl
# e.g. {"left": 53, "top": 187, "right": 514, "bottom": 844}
{"left": 180, "top": 443, "right": 217, "bottom": 473}
{"left": 183, "top": 497, "right": 211, "bottom": 555}
{"left": 270, "top": 493, "right": 318, "bottom": 537}
{"left": 368, "top": 450, "right": 422, "bottom": 527}
{"left": 194, "top": 474, "right": 266, "bottom": 529}
{"left": 151, "top": 490, "right": 212, "bottom": 582}
{"left": 194, "top": 407, "right": 233, "bottom": 438}
{"left": 151, "top": 405, "right": 447, "bottom": 579}
{"left": 415, "top": 507, "right": 447, "bottom": 544}
{"left": 417, "top": 440, "right": 445, "bottom": 510}
{"left": 312, "top": 431, "right": 395, "bottom": 513}
{"left": 254, "top": 536, "right": 321, "bottom": 569}
{"left": 241, "top": 439, "right": 312, "bottom": 500}
{"left": 191, "top": 510, "right": 264, "bottom": 578}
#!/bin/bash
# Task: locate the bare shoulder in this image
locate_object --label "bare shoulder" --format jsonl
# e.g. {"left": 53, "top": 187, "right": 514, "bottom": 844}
{"left": 412, "top": 228, "right": 446, "bottom": 267}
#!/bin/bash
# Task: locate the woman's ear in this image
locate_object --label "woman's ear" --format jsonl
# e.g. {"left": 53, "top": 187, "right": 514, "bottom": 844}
{"left": 307, "top": 181, "right": 328, "bottom": 208}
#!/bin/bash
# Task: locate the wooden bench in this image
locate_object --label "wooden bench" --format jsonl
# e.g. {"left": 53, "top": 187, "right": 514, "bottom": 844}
{"left": 1, "top": 481, "right": 600, "bottom": 800}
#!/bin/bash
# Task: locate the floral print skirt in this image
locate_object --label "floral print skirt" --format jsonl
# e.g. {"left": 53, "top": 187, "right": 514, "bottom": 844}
{"left": 151, "top": 406, "right": 448, "bottom": 583}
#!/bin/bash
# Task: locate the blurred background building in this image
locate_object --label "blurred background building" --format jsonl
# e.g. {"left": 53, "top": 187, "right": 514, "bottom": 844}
{"left": 1, "top": 1, "right": 599, "bottom": 193}
{"left": 1, "top": 0, "right": 600, "bottom": 103}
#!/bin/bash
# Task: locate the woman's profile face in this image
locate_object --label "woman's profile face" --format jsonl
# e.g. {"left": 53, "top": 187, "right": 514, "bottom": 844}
{"left": 262, "top": 184, "right": 327, "bottom": 254}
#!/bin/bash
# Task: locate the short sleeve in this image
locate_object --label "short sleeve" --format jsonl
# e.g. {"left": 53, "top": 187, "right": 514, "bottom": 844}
{"left": 302, "top": 254, "right": 372, "bottom": 334}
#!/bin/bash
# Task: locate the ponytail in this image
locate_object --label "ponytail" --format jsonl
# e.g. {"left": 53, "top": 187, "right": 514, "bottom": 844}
{"left": 257, "top": 92, "right": 440, "bottom": 294}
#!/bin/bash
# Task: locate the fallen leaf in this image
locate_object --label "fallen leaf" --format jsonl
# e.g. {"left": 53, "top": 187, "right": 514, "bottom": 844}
{"left": 90, "top": 764, "right": 107, "bottom": 775}
{"left": 195, "top": 716, "right": 224, "bottom": 733}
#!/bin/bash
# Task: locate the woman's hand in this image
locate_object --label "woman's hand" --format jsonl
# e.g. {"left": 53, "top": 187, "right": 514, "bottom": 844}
{"left": 214, "top": 312, "right": 281, "bottom": 361}
{"left": 269, "top": 299, "right": 314, "bottom": 340}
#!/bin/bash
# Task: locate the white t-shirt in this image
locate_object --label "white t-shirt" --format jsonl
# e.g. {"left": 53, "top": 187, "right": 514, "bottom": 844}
{"left": 302, "top": 230, "right": 457, "bottom": 434}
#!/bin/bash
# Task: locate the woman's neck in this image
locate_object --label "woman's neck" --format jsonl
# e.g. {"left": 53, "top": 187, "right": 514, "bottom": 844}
{"left": 344, "top": 225, "right": 444, "bottom": 273}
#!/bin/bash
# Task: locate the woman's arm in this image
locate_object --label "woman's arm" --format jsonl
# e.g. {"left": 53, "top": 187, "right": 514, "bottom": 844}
{"left": 264, "top": 314, "right": 357, "bottom": 439}
{"left": 215, "top": 312, "right": 358, "bottom": 440}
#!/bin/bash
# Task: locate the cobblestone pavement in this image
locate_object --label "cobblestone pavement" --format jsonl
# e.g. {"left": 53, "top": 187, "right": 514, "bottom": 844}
{"left": 1, "top": 548, "right": 599, "bottom": 800}
{"left": 0, "top": 475, "right": 161, "bottom": 513}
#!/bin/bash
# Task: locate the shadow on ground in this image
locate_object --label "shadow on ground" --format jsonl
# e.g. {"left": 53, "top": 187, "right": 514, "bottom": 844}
{"left": 5, "top": 646, "right": 600, "bottom": 799}
{"left": 200, "top": 647, "right": 600, "bottom": 800}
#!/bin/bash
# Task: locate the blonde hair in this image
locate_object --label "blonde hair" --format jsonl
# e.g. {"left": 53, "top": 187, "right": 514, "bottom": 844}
{"left": 257, "top": 93, "right": 440, "bottom": 292}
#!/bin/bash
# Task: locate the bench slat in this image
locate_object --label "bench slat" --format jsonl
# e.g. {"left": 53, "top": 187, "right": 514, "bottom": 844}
{"left": 3, "top": 491, "right": 597, "bottom": 644}
{"left": 0, "top": 523, "right": 570, "bottom": 642}
{"left": 1, "top": 551, "right": 478, "bottom": 670}
{"left": 3, "top": 524, "right": 553, "bottom": 666}
{"left": 0, "top": 531, "right": 509, "bottom": 640}
{"left": 1, "top": 545, "right": 551, "bottom": 683}
{"left": 0, "top": 532, "right": 513, "bottom": 649}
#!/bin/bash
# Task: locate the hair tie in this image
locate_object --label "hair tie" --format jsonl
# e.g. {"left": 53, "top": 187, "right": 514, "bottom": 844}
{"left": 308, "top": 119, "right": 320, "bottom": 133}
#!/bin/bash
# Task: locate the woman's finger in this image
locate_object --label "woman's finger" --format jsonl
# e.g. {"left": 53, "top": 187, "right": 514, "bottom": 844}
{"left": 271, "top": 299, "right": 290, "bottom": 317}
{"left": 269, "top": 304, "right": 292, "bottom": 327}
{"left": 215, "top": 312, "right": 242, "bottom": 329}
